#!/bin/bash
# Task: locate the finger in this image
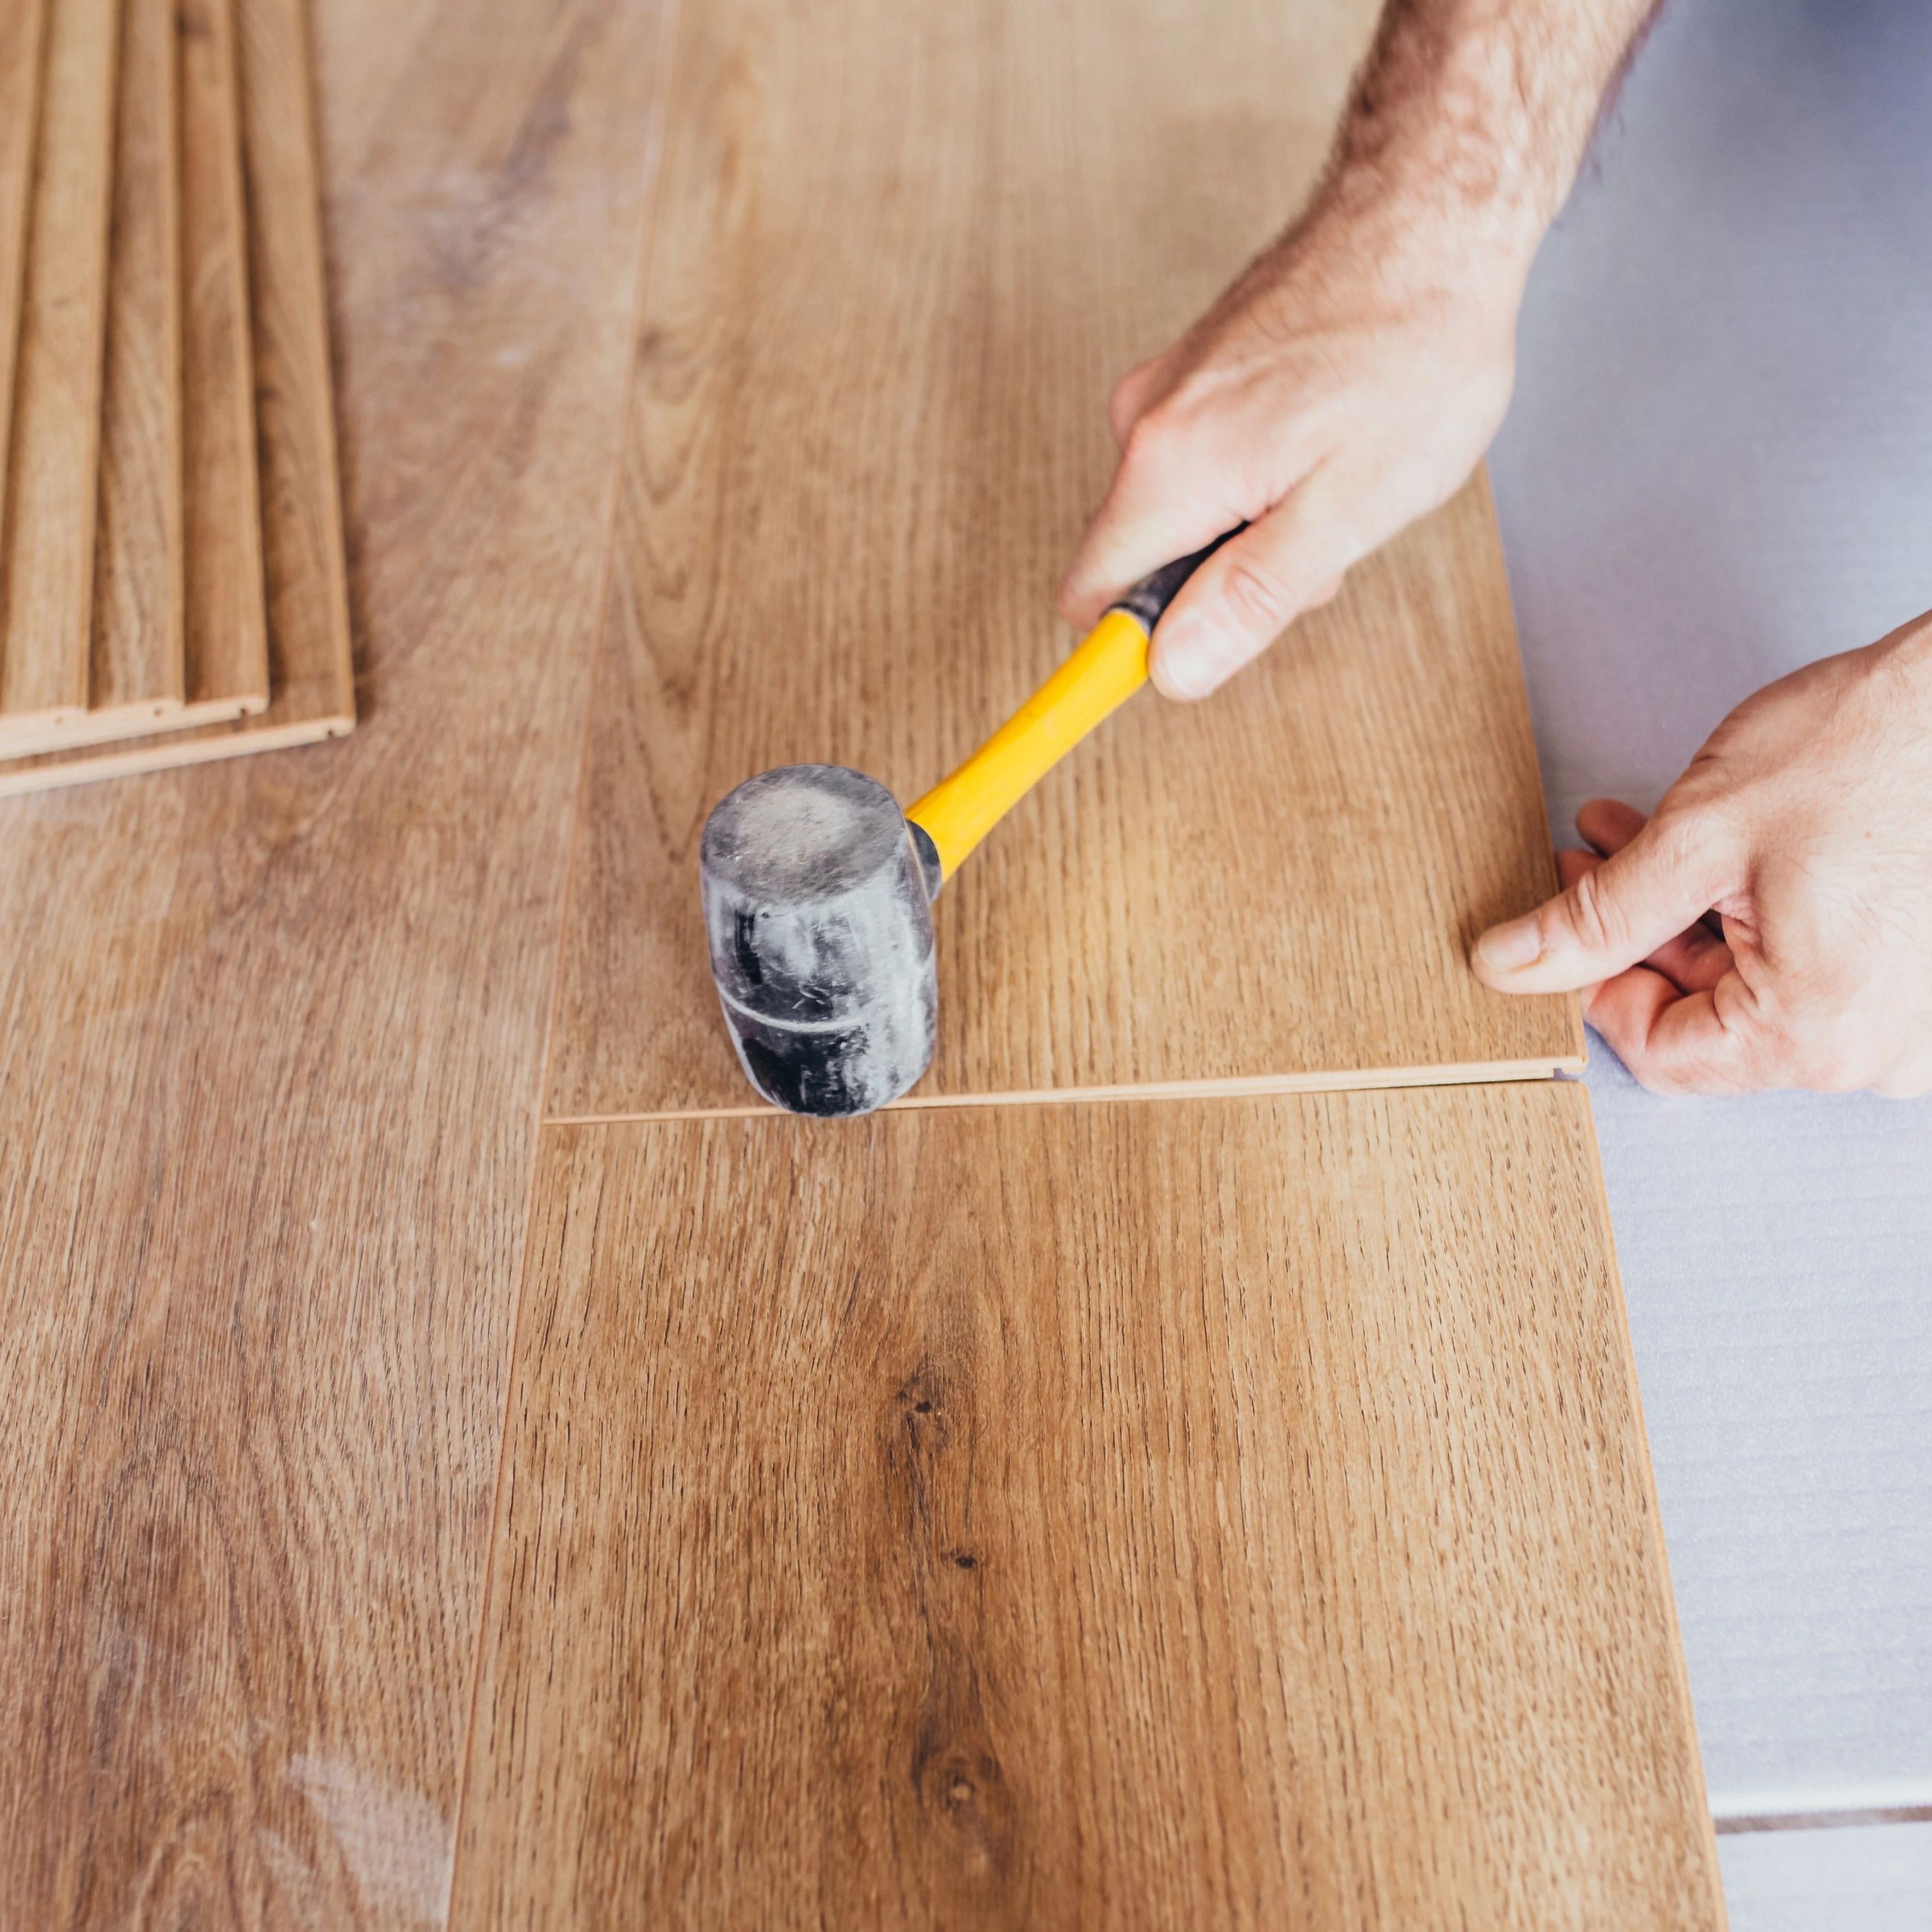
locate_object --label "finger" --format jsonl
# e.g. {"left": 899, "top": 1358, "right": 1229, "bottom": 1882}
{"left": 1584, "top": 966, "right": 1770, "bottom": 1095}
{"left": 1575, "top": 797, "right": 1648, "bottom": 855}
{"left": 1057, "top": 417, "right": 1257, "bottom": 630}
{"left": 1555, "top": 848, "right": 1734, "bottom": 994}
{"left": 1472, "top": 805, "right": 1738, "bottom": 994}
{"left": 1147, "top": 468, "right": 1365, "bottom": 699}
{"left": 1653, "top": 922, "right": 1735, "bottom": 993}
{"left": 1577, "top": 799, "right": 1728, "bottom": 943}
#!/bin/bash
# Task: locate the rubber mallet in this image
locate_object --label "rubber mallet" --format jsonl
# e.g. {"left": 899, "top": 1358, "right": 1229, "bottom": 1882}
{"left": 698, "top": 533, "right": 1234, "bottom": 1116}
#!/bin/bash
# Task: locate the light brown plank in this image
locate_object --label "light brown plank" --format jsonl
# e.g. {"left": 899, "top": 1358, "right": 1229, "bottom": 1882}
{"left": 0, "top": 0, "right": 119, "bottom": 731}
{"left": 545, "top": 0, "right": 1581, "bottom": 1121}
{"left": 178, "top": 0, "right": 265, "bottom": 717}
{"left": 0, "top": 0, "right": 671, "bottom": 1918}
{"left": 85, "top": 0, "right": 185, "bottom": 732}
{"left": 0, "top": 0, "right": 50, "bottom": 517}
{"left": 453, "top": 1084, "right": 1722, "bottom": 1928}
{"left": 234, "top": 0, "right": 343, "bottom": 723}
{"left": 0, "top": 0, "right": 332, "bottom": 791}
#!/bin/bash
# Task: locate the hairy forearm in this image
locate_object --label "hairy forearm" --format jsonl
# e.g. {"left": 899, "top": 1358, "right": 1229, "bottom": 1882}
{"left": 1058, "top": 0, "right": 1666, "bottom": 689}
{"left": 1319, "top": 0, "right": 1660, "bottom": 276}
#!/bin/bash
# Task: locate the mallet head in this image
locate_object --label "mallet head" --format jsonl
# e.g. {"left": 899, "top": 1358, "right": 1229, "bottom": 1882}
{"left": 699, "top": 764, "right": 942, "bottom": 1118}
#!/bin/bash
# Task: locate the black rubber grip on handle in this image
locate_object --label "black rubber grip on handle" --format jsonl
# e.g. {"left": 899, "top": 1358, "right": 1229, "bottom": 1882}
{"left": 1106, "top": 524, "right": 1247, "bottom": 631}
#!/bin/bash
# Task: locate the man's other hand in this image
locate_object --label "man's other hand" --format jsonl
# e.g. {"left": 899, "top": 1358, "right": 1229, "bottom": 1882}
{"left": 1473, "top": 613, "right": 1932, "bottom": 1097}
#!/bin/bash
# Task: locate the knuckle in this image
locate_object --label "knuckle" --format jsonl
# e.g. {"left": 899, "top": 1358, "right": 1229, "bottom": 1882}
{"left": 1562, "top": 866, "right": 1626, "bottom": 954}
{"left": 1121, "top": 401, "right": 1184, "bottom": 470}
{"left": 1217, "top": 552, "right": 1295, "bottom": 633}
{"left": 1651, "top": 797, "right": 1737, "bottom": 880}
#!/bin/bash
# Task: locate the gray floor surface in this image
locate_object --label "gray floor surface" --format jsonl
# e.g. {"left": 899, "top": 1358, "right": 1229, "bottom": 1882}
{"left": 1488, "top": 0, "right": 1932, "bottom": 1917}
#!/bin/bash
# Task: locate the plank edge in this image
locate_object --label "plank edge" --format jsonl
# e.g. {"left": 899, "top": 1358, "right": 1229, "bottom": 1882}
{"left": 544, "top": 1056, "right": 1590, "bottom": 1126}
{"left": 0, "top": 710, "right": 353, "bottom": 797}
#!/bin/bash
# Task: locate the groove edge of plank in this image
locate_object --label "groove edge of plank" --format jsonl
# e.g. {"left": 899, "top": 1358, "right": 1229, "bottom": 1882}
{"left": 542, "top": 1053, "right": 1591, "bottom": 1125}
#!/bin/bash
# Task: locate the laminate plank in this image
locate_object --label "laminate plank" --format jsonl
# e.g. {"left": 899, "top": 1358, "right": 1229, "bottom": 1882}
{"left": 85, "top": 0, "right": 185, "bottom": 734}
{"left": 0, "top": 0, "right": 49, "bottom": 519}
{"left": 453, "top": 1084, "right": 1722, "bottom": 1928}
{"left": 178, "top": 0, "right": 265, "bottom": 718}
{"left": 0, "top": 0, "right": 671, "bottom": 1916}
{"left": 0, "top": 0, "right": 332, "bottom": 790}
{"left": 0, "top": 0, "right": 119, "bottom": 732}
{"left": 545, "top": 0, "right": 1582, "bottom": 1121}
{"left": 230, "top": 0, "right": 328, "bottom": 709}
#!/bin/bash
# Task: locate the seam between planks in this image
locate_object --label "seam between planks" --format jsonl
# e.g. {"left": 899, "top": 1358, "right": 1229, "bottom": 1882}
{"left": 441, "top": 0, "right": 690, "bottom": 1914}
{"left": 540, "top": 1053, "right": 1590, "bottom": 1126}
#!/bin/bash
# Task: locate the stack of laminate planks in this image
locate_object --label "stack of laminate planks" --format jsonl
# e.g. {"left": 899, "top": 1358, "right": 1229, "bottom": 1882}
{"left": 0, "top": 0, "right": 349, "bottom": 795}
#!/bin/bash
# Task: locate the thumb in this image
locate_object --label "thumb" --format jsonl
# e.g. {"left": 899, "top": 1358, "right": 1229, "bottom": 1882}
{"left": 1148, "top": 468, "right": 1360, "bottom": 700}
{"left": 1471, "top": 807, "right": 1737, "bottom": 994}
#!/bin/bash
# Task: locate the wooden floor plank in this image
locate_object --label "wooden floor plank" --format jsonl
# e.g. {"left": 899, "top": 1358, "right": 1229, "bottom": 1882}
{"left": 0, "top": 0, "right": 671, "bottom": 1916}
{"left": 233, "top": 0, "right": 337, "bottom": 718}
{"left": 453, "top": 1084, "right": 1720, "bottom": 1928}
{"left": 545, "top": 0, "right": 1581, "bottom": 1122}
{"left": 0, "top": 0, "right": 331, "bottom": 791}
{"left": 86, "top": 0, "right": 185, "bottom": 734}
{"left": 0, "top": 0, "right": 50, "bottom": 525}
{"left": 178, "top": 0, "right": 265, "bottom": 719}
{"left": 0, "top": 0, "right": 119, "bottom": 733}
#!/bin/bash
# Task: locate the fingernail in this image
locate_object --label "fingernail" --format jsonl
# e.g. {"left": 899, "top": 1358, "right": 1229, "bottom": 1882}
{"left": 1150, "top": 621, "right": 1218, "bottom": 700}
{"left": 1474, "top": 916, "right": 1544, "bottom": 972}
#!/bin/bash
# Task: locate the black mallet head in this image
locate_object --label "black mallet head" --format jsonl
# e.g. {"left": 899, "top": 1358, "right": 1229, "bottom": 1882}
{"left": 699, "top": 764, "right": 942, "bottom": 1117}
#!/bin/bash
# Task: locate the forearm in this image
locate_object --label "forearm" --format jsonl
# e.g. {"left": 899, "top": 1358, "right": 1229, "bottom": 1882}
{"left": 1315, "top": 0, "right": 1660, "bottom": 282}
{"left": 1058, "top": 0, "right": 1662, "bottom": 689}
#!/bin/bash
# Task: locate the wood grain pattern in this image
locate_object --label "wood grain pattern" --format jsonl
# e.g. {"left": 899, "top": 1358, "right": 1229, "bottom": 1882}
{"left": 178, "top": 0, "right": 265, "bottom": 719}
{"left": 0, "top": 0, "right": 671, "bottom": 1916}
{"left": 86, "top": 0, "right": 185, "bottom": 731}
{"left": 235, "top": 0, "right": 344, "bottom": 724}
{"left": 453, "top": 1084, "right": 1721, "bottom": 1928}
{"left": 0, "top": 0, "right": 49, "bottom": 523}
{"left": 545, "top": 0, "right": 1582, "bottom": 1121}
{"left": 0, "top": 0, "right": 338, "bottom": 791}
{"left": 0, "top": 0, "right": 118, "bottom": 731}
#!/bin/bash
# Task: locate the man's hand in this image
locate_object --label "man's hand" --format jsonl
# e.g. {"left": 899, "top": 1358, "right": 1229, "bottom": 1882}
{"left": 1059, "top": 0, "right": 1659, "bottom": 700}
{"left": 1472, "top": 614, "right": 1932, "bottom": 1097}
{"left": 1057, "top": 200, "right": 1522, "bottom": 698}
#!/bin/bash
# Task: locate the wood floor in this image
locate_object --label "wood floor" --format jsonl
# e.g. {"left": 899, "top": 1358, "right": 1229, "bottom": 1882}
{"left": 545, "top": 0, "right": 1580, "bottom": 1120}
{"left": 456, "top": 1088, "right": 1716, "bottom": 1928}
{"left": 0, "top": 0, "right": 1716, "bottom": 1926}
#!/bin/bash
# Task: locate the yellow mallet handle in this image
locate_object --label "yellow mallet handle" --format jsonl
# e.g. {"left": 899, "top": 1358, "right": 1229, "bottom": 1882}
{"left": 906, "top": 530, "right": 1239, "bottom": 884}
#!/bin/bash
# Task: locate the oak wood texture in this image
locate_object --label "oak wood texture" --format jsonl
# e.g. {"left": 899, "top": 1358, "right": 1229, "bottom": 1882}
{"left": 545, "top": 0, "right": 1582, "bottom": 1122}
{"left": 86, "top": 0, "right": 185, "bottom": 732}
{"left": 0, "top": 0, "right": 49, "bottom": 521}
{"left": 453, "top": 1084, "right": 1721, "bottom": 1930}
{"left": 0, "top": 0, "right": 118, "bottom": 732}
{"left": 0, "top": 0, "right": 343, "bottom": 792}
{"left": 0, "top": 0, "right": 671, "bottom": 1917}
{"left": 178, "top": 0, "right": 265, "bottom": 721}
